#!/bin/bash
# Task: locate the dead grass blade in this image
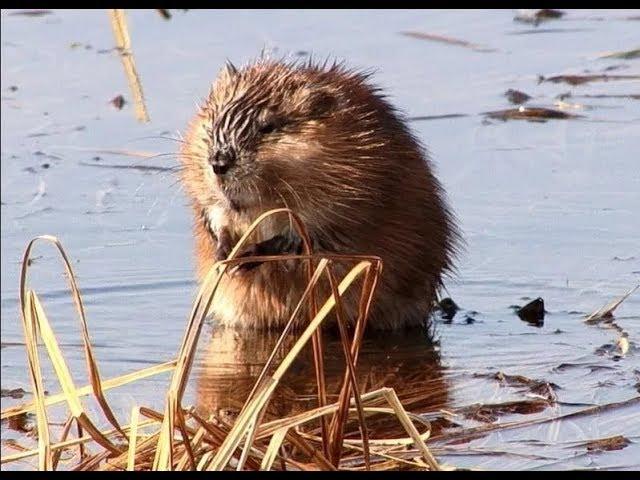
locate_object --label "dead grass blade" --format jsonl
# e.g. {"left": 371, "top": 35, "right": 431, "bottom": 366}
{"left": 126, "top": 406, "right": 141, "bottom": 471}
{"left": 400, "top": 31, "right": 496, "bottom": 52}
{"left": 108, "top": 9, "right": 150, "bottom": 123}
{"left": 584, "top": 284, "right": 639, "bottom": 323}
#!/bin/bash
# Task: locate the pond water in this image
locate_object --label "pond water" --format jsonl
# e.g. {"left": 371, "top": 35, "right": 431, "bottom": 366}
{"left": 1, "top": 9, "right": 639, "bottom": 470}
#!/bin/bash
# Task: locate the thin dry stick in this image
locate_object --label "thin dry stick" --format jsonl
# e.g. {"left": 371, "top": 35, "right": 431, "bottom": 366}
{"left": 174, "top": 405, "right": 196, "bottom": 470}
{"left": 126, "top": 406, "right": 141, "bottom": 471}
{"left": 108, "top": 9, "right": 150, "bottom": 123}
{"left": 328, "top": 260, "right": 380, "bottom": 463}
{"left": 207, "top": 260, "right": 372, "bottom": 470}
{"left": 51, "top": 415, "right": 75, "bottom": 469}
{"left": 326, "top": 266, "right": 371, "bottom": 469}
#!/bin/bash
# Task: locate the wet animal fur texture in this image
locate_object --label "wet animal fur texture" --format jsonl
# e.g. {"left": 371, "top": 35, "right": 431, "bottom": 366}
{"left": 180, "top": 58, "right": 459, "bottom": 330}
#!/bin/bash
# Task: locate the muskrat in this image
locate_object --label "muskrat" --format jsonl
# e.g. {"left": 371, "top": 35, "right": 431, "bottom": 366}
{"left": 180, "top": 58, "right": 460, "bottom": 330}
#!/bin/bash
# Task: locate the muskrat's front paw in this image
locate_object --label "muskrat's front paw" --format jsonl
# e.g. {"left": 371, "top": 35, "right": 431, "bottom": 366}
{"left": 215, "top": 229, "right": 233, "bottom": 262}
{"left": 215, "top": 245, "right": 231, "bottom": 262}
{"left": 230, "top": 234, "right": 300, "bottom": 275}
{"left": 231, "top": 243, "right": 264, "bottom": 274}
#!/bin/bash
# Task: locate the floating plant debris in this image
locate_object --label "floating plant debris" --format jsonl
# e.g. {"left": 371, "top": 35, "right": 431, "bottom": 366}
{"left": 509, "top": 28, "right": 592, "bottom": 35}
{"left": 539, "top": 74, "right": 640, "bottom": 86}
{"left": 109, "top": 94, "right": 126, "bottom": 110}
{"left": 460, "top": 399, "right": 550, "bottom": 423}
{"left": 580, "top": 435, "right": 631, "bottom": 452}
{"left": 400, "top": 31, "right": 495, "bottom": 52}
{"left": 473, "top": 372, "right": 558, "bottom": 402}
{"left": 2, "top": 412, "right": 36, "bottom": 435}
{"left": 613, "top": 256, "right": 636, "bottom": 262}
{"left": 1, "top": 388, "right": 28, "bottom": 399}
{"left": 485, "top": 106, "right": 580, "bottom": 122}
{"left": 436, "top": 297, "right": 459, "bottom": 321}
{"left": 156, "top": 9, "right": 171, "bottom": 20}
{"left": 78, "top": 161, "right": 173, "bottom": 172}
{"left": 8, "top": 10, "right": 52, "bottom": 17}
{"left": 504, "top": 89, "right": 532, "bottom": 105}
{"left": 514, "top": 9, "right": 565, "bottom": 26}
{"left": 595, "top": 336, "right": 630, "bottom": 360}
{"left": 409, "top": 113, "right": 469, "bottom": 121}
{"left": 516, "top": 297, "right": 545, "bottom": 325}
{"left": 617, "top": 334, "right": 630, "bottom": 356}
{"left": 584, "top": 285, "right": 639, "bottom": 323}
{"left": 598, "top": 48, "right": 640, "bottom": 60}
{"left": 558, "top": 92, "right": 640, "bottom": 101}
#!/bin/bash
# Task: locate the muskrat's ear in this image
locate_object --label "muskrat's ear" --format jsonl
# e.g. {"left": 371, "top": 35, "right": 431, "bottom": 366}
{"left": 295, "top": 86, "right": 338, "bottom": 118}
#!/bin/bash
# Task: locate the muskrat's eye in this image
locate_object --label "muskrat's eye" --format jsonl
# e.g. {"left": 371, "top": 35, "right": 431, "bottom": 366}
{"left": 258, "top": 122, "right": 277, "bottom": 135}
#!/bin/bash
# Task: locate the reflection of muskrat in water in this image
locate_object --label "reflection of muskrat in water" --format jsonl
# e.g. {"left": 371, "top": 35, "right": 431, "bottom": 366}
{"left": 196, "top": 328, "right": 447, "bottom": 426}
{"left": 180, "top": 58, "right": 460, "bottom": 330}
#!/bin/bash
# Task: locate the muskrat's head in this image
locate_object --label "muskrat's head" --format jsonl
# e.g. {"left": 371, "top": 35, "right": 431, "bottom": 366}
{"left": 181, "top": 58, "right": 399, "bottom": 213}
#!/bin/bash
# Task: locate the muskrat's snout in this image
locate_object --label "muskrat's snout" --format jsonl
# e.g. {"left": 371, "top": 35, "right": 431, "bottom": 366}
{"left": 209, "top": 147, "right": 237, "bottom": 176}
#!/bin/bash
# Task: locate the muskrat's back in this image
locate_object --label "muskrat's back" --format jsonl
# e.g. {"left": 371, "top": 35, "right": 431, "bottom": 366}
{"left": 180, "top": 58, "right": 460, "bottom": 330}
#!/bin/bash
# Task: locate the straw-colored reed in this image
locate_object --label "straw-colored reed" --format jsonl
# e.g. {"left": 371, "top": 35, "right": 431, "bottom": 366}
{"left": 1, "top": 208, "right": 442, "bottom": 471}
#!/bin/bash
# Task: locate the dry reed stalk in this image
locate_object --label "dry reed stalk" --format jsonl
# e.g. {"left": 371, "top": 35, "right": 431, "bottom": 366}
{"left": 108, "top": 9, "right": 150, "bottom": 123}
{"left": 584, "top": 284, "right": 639, "bottom": 323}
{"left": 1, "top": 208, "right": 444, "bottom": 471}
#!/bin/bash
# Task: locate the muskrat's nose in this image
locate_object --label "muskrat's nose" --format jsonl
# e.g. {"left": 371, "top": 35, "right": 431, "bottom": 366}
{"left": 209, "top": 148, "right": 236, "bottom": 176}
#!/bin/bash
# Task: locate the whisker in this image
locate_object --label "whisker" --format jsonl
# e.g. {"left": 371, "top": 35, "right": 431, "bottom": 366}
{"left": 125, "top": 135, "right": 187, "bottom": 144}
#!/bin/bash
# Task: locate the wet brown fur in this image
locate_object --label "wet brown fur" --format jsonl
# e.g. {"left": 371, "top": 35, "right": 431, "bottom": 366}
{"left": 180, "top": 58, "right": 460, "bottom": 330}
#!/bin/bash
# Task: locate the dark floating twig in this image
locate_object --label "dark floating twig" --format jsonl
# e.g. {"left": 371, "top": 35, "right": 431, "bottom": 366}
{"left": 509, "top": 28, "right": 593, "bottom": 35}
{"left": 79, "top": 161, "right": 173, "bottom": 172}
{"left": 8, "top": 10, "right": 52, "bottom": 17}
{"left": 598, "top": 48, "right": 640, "bottom": 60}
{"left": 409, "top": 114, "right": 469, "bottom": 122}
{"left": 400, "top": 31, "right": 496, "bottom": 52}
{"left": 514, "top": 9, "right": 565, "bottom": 26}
{"left": 504, "top": 89, "right": 532, "bottom": 105}
{"left": 539, "top": 74, "right": 640, "bottom": 86}
{"left": 558, "top": 92, "right": 640, "bottom": 101}
{"left": 516, "top": 297, "right": 545, "bottom": 326}
{"left": 484, "top": 107, "right": 581, "bottom": 122}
